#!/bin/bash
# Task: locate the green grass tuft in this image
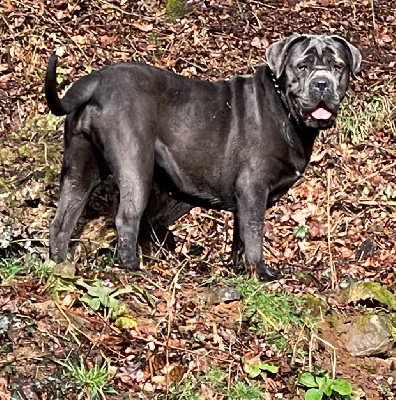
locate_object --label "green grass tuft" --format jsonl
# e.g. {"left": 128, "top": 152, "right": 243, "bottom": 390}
{"left": 0, "top": 254, "right": 51, "bottom": 281}
{"left": 0, "top": 255, "right": 25, "bottom": 281}
{"left": 205, "top": 366, "right": 228, "bottom": 390}
{"left": 227, "top": 381, "right": 264, "bottom": 400}
{"left": 227, "top": 277, "right": 304, "bottom": 336}
{"left": 55, "top": 356, "right": 116, "bottom": 399}
{"left": 338, "top": 88, "right": 396, "bottom": 144}
{"left": 169, "top": 380, "right": 203, "bottom": 400}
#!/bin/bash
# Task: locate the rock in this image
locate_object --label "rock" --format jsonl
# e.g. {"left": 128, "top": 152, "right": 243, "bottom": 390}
{"left": 51, "top": 259, "right": 76, "bottom": 278}
{"left": 0, "top": 314, "right": 13, "bottom": 337}
{"left": 346, "top": 282, "right": 396, "bottom": 311}
{"left": 202, "top": 286, "right": 241, "bottom": 305}
{"left": 343, "top": 314, "right": 395, "bottom": 356}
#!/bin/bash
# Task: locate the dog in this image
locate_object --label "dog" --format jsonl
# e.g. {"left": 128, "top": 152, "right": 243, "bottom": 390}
{"left": 45, "top": 34, "right": 361, "bottom": 280}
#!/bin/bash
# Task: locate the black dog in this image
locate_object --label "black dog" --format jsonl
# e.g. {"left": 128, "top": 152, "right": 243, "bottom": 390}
{"left": 45, "top": 34, "right": 361, "bottom": 280}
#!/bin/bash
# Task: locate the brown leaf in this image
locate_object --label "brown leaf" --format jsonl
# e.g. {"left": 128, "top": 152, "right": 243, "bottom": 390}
{"left": 131, "top": 22, "right": 154, "bottom": 32}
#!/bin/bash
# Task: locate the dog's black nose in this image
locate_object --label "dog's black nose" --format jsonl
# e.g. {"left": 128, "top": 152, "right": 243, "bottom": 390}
{"left": 312, "top": 77, "right": 330, "bottom": 91}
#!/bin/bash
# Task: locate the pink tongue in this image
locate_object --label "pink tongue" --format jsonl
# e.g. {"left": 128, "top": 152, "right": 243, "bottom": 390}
{"left": 311, "top": 107, "right": 332, "bottom": 120}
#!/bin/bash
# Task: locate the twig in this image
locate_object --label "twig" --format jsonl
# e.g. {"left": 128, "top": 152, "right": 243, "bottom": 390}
{"left": 165, "top": 260, "right": 186, "bottom": 395}
{"left": 355, "top": 161, "right": 396, "bottom": 186}
{"left": 309, "top": 334, "right": 337, "bottom": 380}
{"left": 256, "top": 309, "right": 279, "bottom": 331}
{"left": 129, "top": 333, "right": 233, "bottom": 363}
{"left": 327, "top": 169, "right": 336, "bottom": 289}
{"left": 291, "top": 326, "right": 308, "bottom": 367}
{"left": 370, "top": 0, "right": 376, "bottom": 30}
{"left": 54, "top": 302, "right": 83, "bottom": 345}
{"left": 358, "top": 199, "right": 396, "bottom": 207}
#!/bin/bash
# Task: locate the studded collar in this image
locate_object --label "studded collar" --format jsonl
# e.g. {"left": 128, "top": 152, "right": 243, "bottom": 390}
{"left": 269, "top": 68, "right": 293, "bottom": 122}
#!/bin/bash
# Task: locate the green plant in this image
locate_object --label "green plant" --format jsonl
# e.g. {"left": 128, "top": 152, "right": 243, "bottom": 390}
{"left": 55, "top": 356, "right": 116, "bottom": 399}
{"left": 166, "top": 0, "right": 192, "bottom": 19}
{"left": 337, "top": 89, "right": 396, "bottom": 144}
{"left": 80, "top": 280, "right": 154, "bottom": 328}
{"left": 15, "top": 114, "right": 60, "bottom": 139}
{"left": 294, "top": 224, "right": 309, "bottom": 239}
{"left": 48, "top": 276, "right": 154, "bottom": 327}
{"left": 0, "top": 255, "right": 25, "bottom": 281}
{"left": 378, "top": 384, "right": 394, "bottom": 399}
{"left": 299, "top": 372, "right": 354, "bottom": 400}
{"left": 204, "top": 366, "right": 228, "bottom": 389}
{"left": 169, "top": 380, "right": 202, "bottom": 400}
{"left": 56, "top": 66, "right": 67, "bottom": 85}
{"left": 29, "top": 257, "right": 53, "bottom": 279}
{"left": 79, "top": 282, "right": 131, "bottom": 320}
{"left": 227, "top": 277, "right": 304, "bottom": 339}
{"left": 0, "top": 254, "right": 52, "bottom": 281}
{"left": 148, "top": 32, "right": 164, "bottom": 60}
{"left": 248, "top": 363, "right": 278, "bottom": 379}
{"left": 227, "top": 381, "right": 264, "bottom": 400}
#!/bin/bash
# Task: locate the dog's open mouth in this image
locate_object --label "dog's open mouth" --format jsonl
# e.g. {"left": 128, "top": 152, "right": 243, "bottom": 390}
{"left": 303, "top": 102, "right": 336, "bottom": 120}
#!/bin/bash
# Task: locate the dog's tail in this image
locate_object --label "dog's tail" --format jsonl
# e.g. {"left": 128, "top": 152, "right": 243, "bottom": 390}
{"left": 45, "top": 54, "right": 100, "bottom": 116}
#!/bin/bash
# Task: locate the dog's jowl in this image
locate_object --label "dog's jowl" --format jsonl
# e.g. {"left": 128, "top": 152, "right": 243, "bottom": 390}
{"left": 46, "top": 34, "right": 361, "bottom": 280}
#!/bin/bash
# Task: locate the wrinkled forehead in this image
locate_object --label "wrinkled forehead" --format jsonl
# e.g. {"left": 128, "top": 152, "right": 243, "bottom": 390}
{"left": 289, "top": 36, "right": 348, "bottom": 65}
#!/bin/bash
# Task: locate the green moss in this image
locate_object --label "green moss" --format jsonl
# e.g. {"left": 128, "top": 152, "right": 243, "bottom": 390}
{"left": 44, "top": 167, "right": 60, "bottom": 185}
{"left": 0, "top": 148, "right": 15, "bottom": 164}
{"left": 204, "top": 366, "right": 228, "bottom": 390}
{"left": 352, "top": 313, "right": 395, "bottom": 341}
{"left": 353, "top": 314, "right": 376, "bottom": 326}
{"left": 6, "top": 114, "right": 63, "bottom": 172}
{"left": 17, "top": 114, "right": 59, "bottom": 137}
{"left": 166, "top": 0, "right": 192, "bottom": 19}
{"left": 325, "top": 311, "right": 339, "bottom": 328}
{"left": 347, "top": 282, "right": 396, "bottom": 310}
{"left": 17, "top": 145, "right": 31, "bottom": 159}
{"left": 385, "top": 313, "right": 396, "bottom": 340}
{"left": 227, "top": 381, "right": 264, "bottom": 400}
{"left": 301, "top": 294, "right": 330, "bottom": 322}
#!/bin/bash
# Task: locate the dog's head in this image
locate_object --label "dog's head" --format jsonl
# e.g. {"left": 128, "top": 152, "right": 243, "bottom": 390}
{"left": 266, "top": 34, "right": 361, "bottom": 129}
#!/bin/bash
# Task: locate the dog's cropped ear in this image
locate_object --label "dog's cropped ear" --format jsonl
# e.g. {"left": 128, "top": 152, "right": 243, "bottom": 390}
{"left": 330, "top": 36, "right": 362, "bottom": 77}
{"left": 266, "top": 34, "right": 308, "bottom": 79}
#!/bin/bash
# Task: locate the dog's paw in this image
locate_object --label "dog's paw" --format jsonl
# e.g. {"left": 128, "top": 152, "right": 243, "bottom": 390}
{"left": 256, "top": 263, "right": 279, "bottom": 282}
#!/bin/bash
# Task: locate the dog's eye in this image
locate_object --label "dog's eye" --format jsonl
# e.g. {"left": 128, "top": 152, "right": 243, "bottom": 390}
{"left": 298, "top": 65, "right": 308, "bottom": 72}
{"left": 334, "top": 64, "right": 344, "bottom": 71}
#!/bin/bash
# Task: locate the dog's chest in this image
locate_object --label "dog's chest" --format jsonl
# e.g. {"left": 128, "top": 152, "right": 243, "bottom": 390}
{"left": 267, "top": 165, "right": 305, "bottom": 206}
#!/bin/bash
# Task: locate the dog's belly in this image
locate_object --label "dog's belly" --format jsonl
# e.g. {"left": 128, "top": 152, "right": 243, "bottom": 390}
{"left": 153, "top": 141, "right": 235, "bottom": 211}
{"left": 153, "top": 164, "right": 236, "bottom": 211}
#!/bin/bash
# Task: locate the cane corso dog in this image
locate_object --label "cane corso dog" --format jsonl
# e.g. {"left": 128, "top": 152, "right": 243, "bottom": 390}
{"left": 45, "top": 34, "right": 361, "bottom": 280}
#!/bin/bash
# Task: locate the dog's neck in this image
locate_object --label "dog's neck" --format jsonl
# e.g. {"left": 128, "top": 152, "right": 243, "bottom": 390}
{"left": 269, "top": 69, "right": 284, "bottom": 100}
{"left": 267, "top": 67, "right": 319, "bottom": 159}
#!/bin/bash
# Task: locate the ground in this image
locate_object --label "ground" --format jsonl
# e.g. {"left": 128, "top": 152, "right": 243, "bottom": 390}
{"left": 0, "top": 0, "right": 395, "bottom": 399}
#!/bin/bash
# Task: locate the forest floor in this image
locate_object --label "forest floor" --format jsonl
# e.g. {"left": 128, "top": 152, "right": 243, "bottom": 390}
{"left": 0, "top": 0, "right": 395, "bottom": 399}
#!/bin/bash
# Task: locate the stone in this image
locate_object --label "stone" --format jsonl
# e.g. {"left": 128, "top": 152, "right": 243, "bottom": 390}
{"left": 347, "top": 282, "right": 396, "bottom": 311}
{"left": 202, "top": 286, "right": 241, "bottom": 305}
{"left": 343, "top": 314, "right": 395, "bottom": 356}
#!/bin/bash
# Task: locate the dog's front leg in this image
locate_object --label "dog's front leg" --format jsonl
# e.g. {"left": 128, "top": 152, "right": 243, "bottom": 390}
{"left": 235, "top": 177, "right": 278, "bottom": 281}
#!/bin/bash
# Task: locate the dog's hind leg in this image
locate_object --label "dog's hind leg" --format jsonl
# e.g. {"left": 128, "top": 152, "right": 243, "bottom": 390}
{"left": 50, "top": 120, "right": 107, "bottom": 262}
{"left": 105, "top": 128, "right": 154, "bottom": 271}
{"left": 230, "top": 212, "right": 244, "bottom": 270}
